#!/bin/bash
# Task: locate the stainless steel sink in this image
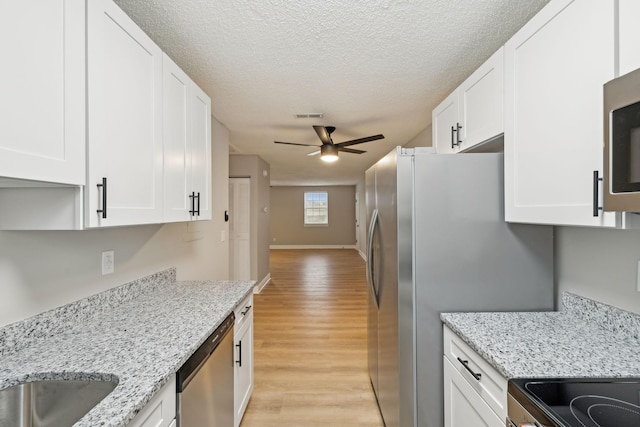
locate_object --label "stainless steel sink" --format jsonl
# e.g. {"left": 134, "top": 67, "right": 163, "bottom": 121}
{"left": 0, "top": 378, "right": 118, "bottom": 427}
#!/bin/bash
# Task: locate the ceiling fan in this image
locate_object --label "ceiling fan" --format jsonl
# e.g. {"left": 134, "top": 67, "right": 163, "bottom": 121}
{"left": 274, "top": 125, "right": 384, "bottom": 162}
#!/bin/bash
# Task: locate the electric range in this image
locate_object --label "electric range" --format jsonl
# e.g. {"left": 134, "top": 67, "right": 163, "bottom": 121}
{"left": 507, "top": 377, "right": 640, "bottom": 427}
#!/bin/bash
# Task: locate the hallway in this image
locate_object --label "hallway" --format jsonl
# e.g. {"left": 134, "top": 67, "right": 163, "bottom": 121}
{"left": 240, "top": 249, "right": 384, "bottom": 427}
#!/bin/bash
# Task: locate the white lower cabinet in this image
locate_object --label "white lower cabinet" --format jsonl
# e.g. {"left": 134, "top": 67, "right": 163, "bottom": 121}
{"left": 443, "top": 326, "right": 507, "bottom": 427}
{"left": 444, "top": 357, "right": 503, "bottom": 427}
{"left": 127, "top": 374, "right": 176, "bottom": 427}
{"left": 234, "top": 294, "right": 254, "bottom": 427}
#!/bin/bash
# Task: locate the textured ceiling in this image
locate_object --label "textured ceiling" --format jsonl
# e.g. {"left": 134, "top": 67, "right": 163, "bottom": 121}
{"left": 114, "top": 0, "right": 549, "bottom": 185}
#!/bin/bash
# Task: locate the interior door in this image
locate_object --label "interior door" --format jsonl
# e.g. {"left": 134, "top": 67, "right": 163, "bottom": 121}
{"left": 229, "top": 178, "right": 251, "bottom": 280}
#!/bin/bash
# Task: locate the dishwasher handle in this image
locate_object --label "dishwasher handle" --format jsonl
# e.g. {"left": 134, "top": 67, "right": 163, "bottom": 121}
{"left": 176, "top": 312, "right": 235, "bottom": 392}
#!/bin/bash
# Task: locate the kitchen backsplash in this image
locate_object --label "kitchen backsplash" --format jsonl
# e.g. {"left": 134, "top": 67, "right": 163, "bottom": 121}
{"left": 0, "top": 268, "right": 176, "bottom": 357}
{"left": 563, "top": 292, "right": 640, "bottom": 340}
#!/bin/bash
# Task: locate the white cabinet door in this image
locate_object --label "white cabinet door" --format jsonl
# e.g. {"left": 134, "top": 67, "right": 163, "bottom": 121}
{"left": 234, "top": 308, "right": 253, "bottom": 427}
{"left": 163, "top": 55, "right": 192, "bottom": 223}
{"left": 163, "top": 54, "right": 211, "bottom": 223}
{"left": 504, "top": 0, "right": 618, "bottom": 226}
{"left": 87, "top": 0, "right": 164, "bottom": 227}
{"left": 458, "top": 48, "right": 504, "bottom": 150}
{"left": 127, "top": 375, "right": 176, "bottom": 427}
{"left": 443, "top": 357, "right": 504, "bottom": 427}
{"left": 190, "top": 83, "right": 212, "bottom": 221}
{"left": 433, "top": 91, "right": 459, "bottom": 154}
{"left": 0, "top": 0, "right": 85, "bottom": 185}
{"left": 618, "top": 0, "right": 640, "bottom": 77}
{"left": 433, "top": 48, "right": 504, "bottom": 154}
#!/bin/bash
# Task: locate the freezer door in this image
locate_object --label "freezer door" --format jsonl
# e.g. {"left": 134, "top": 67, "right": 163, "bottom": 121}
{"left": 365, "top": 167, "right": 380, "bottom": 400}
{"left": 367, "top": 208, "right": 381, "bottom": 396}
{"left": 374, "top": 149, "right": 400, "bottom": 427}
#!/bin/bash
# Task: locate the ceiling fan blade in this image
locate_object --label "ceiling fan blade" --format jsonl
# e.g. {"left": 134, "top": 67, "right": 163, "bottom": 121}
{"left": 338, "top": 147, "right": 366, "bottom": 154}
{"left": 313, "top": 125, "right": 333, "bottom": 145}
{"left": 274, "top": 141, "right": 320, "bottom": 147}
{"left": 335, "top": 134, "right": 384, "bottom": 148}
{"left": 307, "top": 150, "right": 321, "bottom": 156}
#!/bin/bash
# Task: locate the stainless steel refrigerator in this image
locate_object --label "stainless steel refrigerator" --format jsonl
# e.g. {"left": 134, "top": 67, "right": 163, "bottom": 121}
{"left": 365, "top": 147, "right": 554, "bottom": 427}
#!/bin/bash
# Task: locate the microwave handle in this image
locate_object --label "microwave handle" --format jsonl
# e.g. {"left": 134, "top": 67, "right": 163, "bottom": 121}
{"left": 593, "top": 170, "right": 603, "bottom": 217}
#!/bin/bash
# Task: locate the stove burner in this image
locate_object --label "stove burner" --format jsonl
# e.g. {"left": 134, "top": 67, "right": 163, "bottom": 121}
{"left": 569, "top": 395, "right": 640, "bottom": 427}
{"left": 508, "top": 378, "right": 640, "bottom": 427}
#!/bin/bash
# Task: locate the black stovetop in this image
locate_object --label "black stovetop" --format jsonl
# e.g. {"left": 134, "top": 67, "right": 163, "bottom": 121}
{"left": 509, "top": 378, "right": 640, "bottom": 427}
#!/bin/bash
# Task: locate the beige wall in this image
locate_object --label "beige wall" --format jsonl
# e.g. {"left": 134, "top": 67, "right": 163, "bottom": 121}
{"left": 0, "top": 117, "right": 231, "bottom": 327}
{"left": 270, "top": 186, "right": 356, "bottom": 247}
{"left": 556, "top": 226, "right": 640, "bottom": 314}
{"left": 404, "top": 124, "right": 432, "bottom": 148}
{"left": 229, "top": 155, "right": 271, "bottom": 285}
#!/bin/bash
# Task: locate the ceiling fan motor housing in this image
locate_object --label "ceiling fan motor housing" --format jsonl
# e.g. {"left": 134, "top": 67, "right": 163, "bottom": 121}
{"left": 321, "top": 144, "right": 339, "bottom": 157}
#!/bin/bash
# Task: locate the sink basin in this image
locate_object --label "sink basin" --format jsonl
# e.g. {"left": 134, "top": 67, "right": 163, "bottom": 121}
{"left": 0, "top": 377, "right": 118, "bottom": 427}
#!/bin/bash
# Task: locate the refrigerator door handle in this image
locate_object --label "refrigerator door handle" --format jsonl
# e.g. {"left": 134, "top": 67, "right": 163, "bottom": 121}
{"left": 367, "top": 209, "right": 380, "bottom": 308}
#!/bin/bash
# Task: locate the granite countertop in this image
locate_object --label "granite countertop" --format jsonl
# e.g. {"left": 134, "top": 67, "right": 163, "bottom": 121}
{"left": 0, "top": 268, "right": 255, "bottom": 427}
{"left": 441, "top": 293, "right": 640, "bottom": 379}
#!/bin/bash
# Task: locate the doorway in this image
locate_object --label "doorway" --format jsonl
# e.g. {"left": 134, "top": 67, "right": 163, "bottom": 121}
{"left": 229, "top": 177, "right": 251, "bottom": 280}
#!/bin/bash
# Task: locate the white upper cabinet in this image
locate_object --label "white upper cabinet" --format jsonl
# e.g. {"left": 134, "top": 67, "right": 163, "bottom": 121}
{"left": 190, "top": 83, "right": 212, "bottom": 221}
{"left": 163, "top": 54, "right": 212, "bottom": 222}
{"left": 504, "top": 0, "right": 619, "bottom": 227}
{"left": 0, "top": 0, "right": 85, "bottom": 185}
{"left": 163, "top": 55, "right": 193, "bottom": 223}
{"left": 433, "top": 91, "right": 459, "bottom": 154}
{"left": 617, "top": 0, "right": 640, "bottom": 77}
{"left": 433, "top": 48, "right": 504, "bottom": 154}
{"left": 87, "top": 0, "right": 164, "bottom": 227}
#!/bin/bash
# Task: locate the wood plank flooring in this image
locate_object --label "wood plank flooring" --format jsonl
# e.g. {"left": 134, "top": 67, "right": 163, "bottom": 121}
{"left": 240, "top": 249, "right": 384, "bottom": 427}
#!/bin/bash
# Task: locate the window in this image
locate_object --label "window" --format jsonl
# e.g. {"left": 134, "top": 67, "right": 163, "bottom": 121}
{"left": 304, "top": 191, "right": 328, "bottom": 225}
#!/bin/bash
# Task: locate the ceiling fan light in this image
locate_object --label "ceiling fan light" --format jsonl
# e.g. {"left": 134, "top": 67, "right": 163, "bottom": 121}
{"left": 320, "top": 144, "right": 339, "bottom": 162}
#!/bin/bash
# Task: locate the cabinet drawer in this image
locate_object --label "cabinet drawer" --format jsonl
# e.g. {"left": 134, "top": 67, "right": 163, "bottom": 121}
{"left": 127, "top": 375, "right": 176, "bottom": 427}
{"left": 444, "top": 356, "right": 504, "bottom": 427}
{"left": 234, "top": 293, "right": 253, "bottom": 329}
{"left": 443, "top": 326, "right": 507, "bottom": 420}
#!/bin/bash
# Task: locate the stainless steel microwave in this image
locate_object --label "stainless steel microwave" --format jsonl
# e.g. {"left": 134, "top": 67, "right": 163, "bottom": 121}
{"left": 604, "top": 67, "right": 640, "bottom": 212}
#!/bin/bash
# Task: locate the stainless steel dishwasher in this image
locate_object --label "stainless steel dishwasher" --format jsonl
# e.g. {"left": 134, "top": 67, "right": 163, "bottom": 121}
{"left": 176, "top": 312, "right": 235, "bottom": 427}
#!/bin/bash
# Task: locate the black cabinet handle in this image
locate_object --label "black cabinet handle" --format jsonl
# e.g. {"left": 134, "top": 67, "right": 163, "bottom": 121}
{"left": 196, "top": 192, "right": 201, "bottom": 216}
{"left": 189, "top": 192, "right": 196, "bottom": 216}
{"left": 235, "top": 341, "right": 242, "bottom": 367}
{"left": 451, "top": 126, "right": 457, "bottom": 149}
{"left": 456, "top": 357, "right": 481, "bottom": 381}
{"left": 593, "top": 170, "right": 603, "bottom": 217}
{"left": 96, "top": 177, "right": 107, "bottom": 219}
{"left": 451, "top": 123, "right": 462, "bottom": 149}
{"left": 241, "top": 305, "right": 252, "bottom": 316}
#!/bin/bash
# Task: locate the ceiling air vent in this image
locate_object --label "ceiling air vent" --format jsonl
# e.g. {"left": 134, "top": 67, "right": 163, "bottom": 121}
{"left": 294, "top": 113, "right": 324, "bottom": 119}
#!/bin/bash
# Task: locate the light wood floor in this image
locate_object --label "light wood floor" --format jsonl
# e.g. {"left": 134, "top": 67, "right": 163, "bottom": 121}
{"left": 240, "top": 249, "right": 385, "bottom": 427}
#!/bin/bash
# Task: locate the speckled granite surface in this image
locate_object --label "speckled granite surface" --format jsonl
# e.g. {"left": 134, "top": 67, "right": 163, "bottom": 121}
{"left": 0, "top": 268, "right": 255, "bottom": 427}
{"left": 441, "top": 292, "right": 640, "bottom": 379}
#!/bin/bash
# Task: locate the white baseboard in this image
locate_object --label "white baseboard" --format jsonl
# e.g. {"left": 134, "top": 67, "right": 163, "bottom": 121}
{"left": 253, "top": 273, "right": 271, "bottom": 294}
{"left": 269, "top": 245, "right": 357, "bottom": 250}
{"left": 358, "top": 248, "right": 366, "bottom": 261}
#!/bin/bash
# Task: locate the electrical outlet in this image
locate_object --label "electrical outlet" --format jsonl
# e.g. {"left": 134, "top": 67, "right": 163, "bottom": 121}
{"left": 102, "top": 251, "right": 114, "bottom": 275}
